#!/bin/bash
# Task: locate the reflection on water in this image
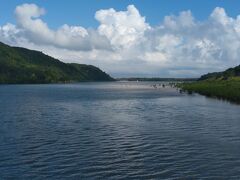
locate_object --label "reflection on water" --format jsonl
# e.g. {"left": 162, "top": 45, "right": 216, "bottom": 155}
{"left": 0, "top": 82, "right": 240, "bottom": 179}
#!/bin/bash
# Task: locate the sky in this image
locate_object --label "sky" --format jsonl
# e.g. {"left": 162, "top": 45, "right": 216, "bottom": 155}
{"left": 1, "top": 0, "right": 240, "bottom": 77}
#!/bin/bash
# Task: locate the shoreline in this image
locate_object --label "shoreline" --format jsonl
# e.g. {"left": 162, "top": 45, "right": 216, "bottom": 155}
{"left": 178, "top": 79, "right": 240, "bottom": 104}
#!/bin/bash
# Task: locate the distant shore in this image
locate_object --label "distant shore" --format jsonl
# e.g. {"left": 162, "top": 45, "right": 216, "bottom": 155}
{"left": 117, "top": 78, "right": 197, "bottom": 82}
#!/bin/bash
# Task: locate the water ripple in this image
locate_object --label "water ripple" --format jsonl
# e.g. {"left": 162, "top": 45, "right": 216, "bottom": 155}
{"left": 0, "top": 82, "right": 240, "bottom": 179}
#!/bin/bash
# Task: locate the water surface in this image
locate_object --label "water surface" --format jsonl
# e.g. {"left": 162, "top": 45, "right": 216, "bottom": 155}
{"left": 0, "top": 82, "right": 240, "bottom": 179}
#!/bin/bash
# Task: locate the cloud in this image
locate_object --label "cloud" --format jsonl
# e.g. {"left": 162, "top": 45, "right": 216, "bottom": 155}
{"left": 95, "top": 5, "right": 150, "bottom": 49}
{"left": 1, "top": 4, "right": 240, "bottom": 77}
{"left": 13, "top": 3, "right": 111, "bottom": 51}
{"left": 163, "top": 10, "right": 195, "bottom": 30}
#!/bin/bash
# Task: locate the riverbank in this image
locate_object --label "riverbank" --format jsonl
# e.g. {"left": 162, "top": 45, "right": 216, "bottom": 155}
{"left": 179, "top": 77, "right": 240, "bottom": 104}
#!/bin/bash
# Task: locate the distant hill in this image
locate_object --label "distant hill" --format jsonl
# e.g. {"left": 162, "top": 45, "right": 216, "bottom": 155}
{"left": 179, "top": 65, "right": 240, "bottom": 103}
{"left": 0, "top": 42, "right": 114, "bottom": 84}
{"left": 199, "top": 65, "right": 240, "bottom": 81}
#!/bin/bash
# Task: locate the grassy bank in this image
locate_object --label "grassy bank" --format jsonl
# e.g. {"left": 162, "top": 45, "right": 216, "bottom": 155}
{"left": 179, "top": 77, "right": 240, "bottom": 103}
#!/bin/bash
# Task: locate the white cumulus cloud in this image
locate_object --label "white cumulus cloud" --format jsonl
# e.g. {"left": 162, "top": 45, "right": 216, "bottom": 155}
{"left": 96, "top": 5, "right": 150, "bottom": 49}
{"left": 0, "top": 4, "right": 240, "bottom": 77}
{"left": 13, "top": 3, "right": 111, "bottom": 51}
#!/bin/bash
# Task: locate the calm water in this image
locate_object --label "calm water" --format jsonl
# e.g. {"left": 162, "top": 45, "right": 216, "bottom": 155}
{"left": 0, "top": 82, "right": 240, "bottom": 179}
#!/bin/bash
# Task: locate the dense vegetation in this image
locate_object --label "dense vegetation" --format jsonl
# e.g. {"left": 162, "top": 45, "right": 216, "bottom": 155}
{"left": 199, "top": 65, "right": 240, "bottom": 81}
{"left": 180, "top": 66, "right": 240, "bottom": 103}
{"left": 0, "top": 42, "right": 114, "bottom": 84}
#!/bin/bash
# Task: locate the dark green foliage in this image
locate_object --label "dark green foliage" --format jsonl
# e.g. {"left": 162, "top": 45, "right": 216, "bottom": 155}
{"left": 0, "top": 42, "right": 114, "bottom": 84}
{"left": 180, "top": 79, "right": 240, "bottom": 103}
{"left": 180, "top": 65, "right": 240, "bottom": 103}
{"left": 199, "top": 65, "right": 240, "bottom": 80}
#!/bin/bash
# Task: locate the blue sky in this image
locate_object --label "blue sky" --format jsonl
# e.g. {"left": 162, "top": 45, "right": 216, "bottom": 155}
{"left": 1, "top": 0, "right": 240, "bottom": 29}
{"left": 1, "top": 1, "right": 240, "bottom": 77}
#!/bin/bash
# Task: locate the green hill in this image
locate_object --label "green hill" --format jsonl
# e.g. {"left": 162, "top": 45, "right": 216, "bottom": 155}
{"left": 199, "top": 65, "right": 240, "bottom": 80}
{"left": 0, "top": 42, "right": 114, "bottom": 84}
{"left": 179, "top": 65, "right": 240, "bottom": 103}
